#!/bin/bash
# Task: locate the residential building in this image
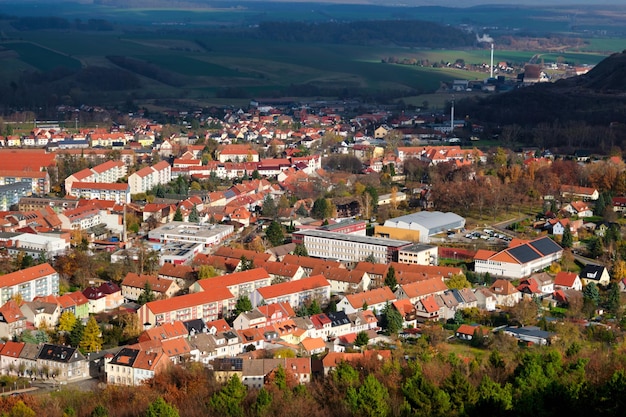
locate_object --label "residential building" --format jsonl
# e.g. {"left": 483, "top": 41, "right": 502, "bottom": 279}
{"left": 0, "top": 301, "right": 27, "bottom": 340}
{"left": 337, "top": 287, "right": 397, "bottom": 315}
{"left": 579, "top": 265, "right": 610, "bottom": 286}
{"left": 106, "top": 347, "right": 168, "bottom": 386}
{"left": 554, "top": 271, "right": 582, "bottom": 291}
{"left": 67, "top": 182, "right": 131, "bottom": 204}
{"left": 82, "top": 282, "right": 124, "bottom": 313}
{"left": 0, "top": 263, "right": 59, "bottom": 304}
{"left": 121, "top": 273, "right": 180, "bottom": 302}
{"left": 138, "top": 287, "right": 236, "bottom": 328}
{"left": 0, "top": 182, "right": 32, "bottom": 211}
{"left": 397, "top": 244, "right": 439, "bottom": 265}
{"left": 490, "top": 279, "right": 522, "bottom": 307}
{"left": 36, "top": 344, "right": 89, "bottom": 382}
{"left": 192, "top": 268, "right": 272, "bottom": 299}
{"left": 250, "top": 275, "right": 331, "bottom": 309}
{"left": 128, "top": 161, "right": 172, "bottom": 195}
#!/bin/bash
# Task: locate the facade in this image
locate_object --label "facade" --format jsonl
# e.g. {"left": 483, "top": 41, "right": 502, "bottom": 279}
{"left": 292, "top": 229, "right": 411, "bottom": 264}
{"left": 192, "top": 268, "right": 272, "bottom": 299}
{"left": 0, "top": 182, "right": 32, "bottom": 211}
{"left": 36, "top": 344, "right": 89, "bottom": 382}
{"left": 64, "top": 160, "right": 127, "bottom": 194}
{"left": 397, "top": 244, "right": 439, "bottom": 266}
{"left": 0, "top": 170, "right": 50, "bottom": 194}
{"left": 67, "top": 182, "right": 131, "bottom": 204}
{"left": 121, "top": 273, "right": 180, "bottom": 302}
{"left": 138, "top": 287, "right": 236, "bottom": 328}
{"left": 106, "top": 347, "right": 168, "bottom": 386}
{"left": 148, "top": 222, "right": 234, "bottom": 248}
{"left": 579, "top": 265, "right": 611, "bottom": 286}
{"left": 0, "top": 263, "right": 59, "bottom": 304}
{"left": 250, "top": 275, "right": 331, "bottom": 309}
{"left": 128, "top": 161, "right": 172, "bottom": 195}
{"left": 474, "top": 236, "right": 563, "bottom": 279}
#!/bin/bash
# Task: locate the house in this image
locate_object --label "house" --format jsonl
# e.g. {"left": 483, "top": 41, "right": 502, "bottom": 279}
{"left": 316, "top": 267, "right": 371, "bottom": 294}
{"left": 415, "top": 295, "right": 443, "bottom": 321}
{"left": 562, "top": 201, "right": 593, "bottom": 218}
{"left": 455, "top": 324, "right": 483, "bottom": 341}
{"left": 554, "top": 271, "right": 582, "bottom": 291}
{"left": 83, "top": 282, "right": 124, "bottom": 313}
{"left": 392, "top": 299, "right": 417, "bottom": 328}
{"left": 489, "top": 279, "right": 522, "bottom": 307}
{"left": 0, "top": 341, "right": 25, "bottom": 375}
{"left": 579, "top": 265, "right": 610, "bottom": 286}
{"left": 561, "top": 185, "right": 599, "bottom": 201}
{"left": 474, "top": 288, "right": 497, "bottom": 311}
{"left": 0, "top": 301, "right": 27, "bottom": 340}
{"left": 36, "top": 343, "right": 89, "bottom": 382}
{"left": 20, "top": 299, "right": 61, "bottom": 328}
{"left": 300, "top": 337, "right": 326, "bottom": 355}
{"left": 337, "top": 287, "right": 397, "bottom": 315}
{"left": 106, "top": 347, "right": 168, "bottom": 386}
{"left": 121, "top": 273, "right": 180, "bottom": 302}
{"left": 394, "top": 277, "right": 448, "bottom": 304}
{"left": 192, "top": 268, "right": 272, "bottom": 299}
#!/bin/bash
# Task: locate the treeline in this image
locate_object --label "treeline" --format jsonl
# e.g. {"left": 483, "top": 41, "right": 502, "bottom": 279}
{"left": 255, "top": 20, "right": 476, "bottom": 47}
{"left": 10, "top": 17, "right": 114, "bottom": 31}
{"left": 106, "top": 56, "right": 184, "bottom": 87}
{"left": 5, "top": 333, "right": 626, "bottom": 417}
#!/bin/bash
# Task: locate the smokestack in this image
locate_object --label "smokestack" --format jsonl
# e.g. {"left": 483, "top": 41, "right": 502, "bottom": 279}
{"left": 450, "top": 98, "right": 454, "bottom": 133}
{"left": 490, "top": 43, "right": 494, "bottom": 79}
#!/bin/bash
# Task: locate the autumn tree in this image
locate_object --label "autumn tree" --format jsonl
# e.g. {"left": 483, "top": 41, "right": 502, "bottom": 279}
{"left": 198, "top": 264, "right": 218, "bottom": 279}
{"left": 446, "top": 274, "right": 472, "bottom": 289}
{"left": 58, "top": 311, "right": 77, "bottom": 333}
{"left": 80, "top": 316, "right": 102, "bottom": 353}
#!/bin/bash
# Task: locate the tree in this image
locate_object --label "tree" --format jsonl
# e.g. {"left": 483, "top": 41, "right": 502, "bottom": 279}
{"left": 239, "top": 255, "right": 254, "bottom": 271}
{"left": 188, "top": 205, "right": 199, "bottom": 222}
{"left": 90, "top": 405, "right": 109, "bottom": 417}
{"left": 209, "top": 375, "right": 247, "bottom": 417}
{"left": 266, "top": 220, "right": 284, "bottom": 247}
{"left": 173, "top": 206, "right": 183, "bottom": 222}
{"left": 385, "top": 265, "right": 397, "bottom": 291}
{"left": 588, "top": 236, "right": 603, "bottom": 259}
{"left": 234, "top": 295, "right": 253, "bottom": 316}
{"left": 7, "top": 401, "right": 36, "bottom": 417}
{"left": 562, "top": 227, "right": 573, "bottom": 248}
{"left": 68, "top": 320, "right": 84, "bottom": 347}
{"left": 58, "top": 310, "right": 77, "bottom": 333}
{"left": 380, "top": 302, "right": 403, "bottom": 334}
{"left": 607, "top": 282, "right": 621, "bottom": 315}
{"left": 346, "top": 374, "right": 390, "bottom": 417}
{"left": 262, "top": 194, "right": 277, "bottom": 218}
{"left": 446, "top": 274, "right": 472, "bottom": 289}
{"left": 198, "top": 264, "right": 218, "bottom": 279}
{"left": 80, "top": 316, "right": 102, "bottom": 353}
{"left": 137, "top": 281, "right": 156, "bottom": 305}
{"left": 354, "top": 331, "right": 369, "bottom": 348}
{"left": 253, "top": 387, "right": 272, "bottom": 416}
{"left": 145, "top": 397, "right": 179, "bottom": 417}
{"left": 311, "top": 198, "right": 333, "bottom": 220}
{"left": 583, "top": 282, "right": 600, "bottom": 306}
{"left": 293, "top": 243, "right": 308, "bottom": 257}
{"left": 307, "top": 299, "right": 322, "bottom": 315}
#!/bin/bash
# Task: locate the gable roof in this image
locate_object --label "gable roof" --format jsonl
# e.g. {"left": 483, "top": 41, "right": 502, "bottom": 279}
{"left": 344, "top": 287, "right": 396, "bottom": 309}
{"left": 256, "top": 275, "right": 330, "bottom": 299}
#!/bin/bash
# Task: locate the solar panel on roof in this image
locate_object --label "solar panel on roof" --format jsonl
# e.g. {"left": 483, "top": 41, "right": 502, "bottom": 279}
{"left": 508, "top": 245, "right": 541, "bottom": 264}
{"left": 529, "top": 237, "right": 562, "bottom": 256}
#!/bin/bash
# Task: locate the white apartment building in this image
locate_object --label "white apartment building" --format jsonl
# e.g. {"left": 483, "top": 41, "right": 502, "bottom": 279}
{"left": 148, "top": 222, "right": 233, "bottom": 248}
{"left": 68, "top": 182, "right": 131, "bottom": 204}
{"left": 0, "top": 263, "right": 60, "bottom": 304}
{"left": 128, "top": 161, "right": 171, "bottom": 195}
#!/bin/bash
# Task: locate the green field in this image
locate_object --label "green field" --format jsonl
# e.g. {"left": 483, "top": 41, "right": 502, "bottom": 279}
{"left": 3, "top": 41, "right": 81, "bottom": 71}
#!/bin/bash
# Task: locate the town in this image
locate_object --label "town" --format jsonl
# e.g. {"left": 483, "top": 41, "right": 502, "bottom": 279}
{"left": 0, "top": 98, "right": 624, "bottom": 416}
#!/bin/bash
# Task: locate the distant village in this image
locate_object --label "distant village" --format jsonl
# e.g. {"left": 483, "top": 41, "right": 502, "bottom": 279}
{"left": 0, "top": 99, "right": 621, "bottom": 391}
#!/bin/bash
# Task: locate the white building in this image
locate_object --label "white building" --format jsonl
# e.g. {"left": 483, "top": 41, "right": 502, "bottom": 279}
{"left": 148, "top": 222, "right": 233, "bottom": 248}
{"left": 128, "top": 161, "right": 172, "bottom": 195}
{"left": 0, "top": 263, "right": 60, "bottom": 304}
{"left": 68, "top": 182, "right": 131, "bottom": 204}
{"left": 397, "top": 244, "right": 439, "bottom": 265}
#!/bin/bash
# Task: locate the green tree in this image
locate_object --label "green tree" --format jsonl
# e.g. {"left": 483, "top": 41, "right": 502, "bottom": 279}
{"left": 188, "top": 205, "right": 199, "bottom": 222}
{"left": 364, "top": 253, "right": 377, "bottom": 263}
{"left": 293, "top": 243, "right": 308, "bottom": 257}
{"left": 90, "top": 405, "right": 109, "bottom": 417}
{"left": 209, "top": 375, "right": 247, "bottom": 417}
{"left": 346, "top": 374, "right": 390, "bottom": 417}
{"left": 173, "top": 206, "right": 183, "bottom": 222}
{"left": 307, "top": 299, "right": 322, "bottom": 315}
{"left": 240, "top": 255, "right": 254, "bottom": 271}
{"left": 262, "top": 195, "right": 277, "bottom": 218}
{"left": 588, "top": 236, "right": 603, "bottom": 258}
{"left": 380, "top": 302, "right": 403, "bottom": 334}
{"left": 403, "top": 366, "right": 451, "bottom": 417}
{"left": 607, "top": 282, "right": 621, "bottom": 315}
{"left": 441, "top": 370, "right": 477, "bottom": 415}
{"left": 583, "top": 282, "right": 600, "bottom": 306}
{"left": 385, "top": 265, "right": 397, "bottom": 291}
{"left": 354, "top": 331, "right": 369, "bottom": 347}
{"left": 68, "top": 320, "right": 84, "bottom": 347}
{"left": 472, "top": 375, "right": 513, "bottom": 417}
{"left": 234, "top": 295, "right": 253, "bottom": 316}
{"left": 145, "top": 397, "right": 179, "bottom": 417}
{"left": 80, "top": 316, "right": 102, "bottom": 353}
{"left": 595, "top": 193, "right": 606, "bottom": 216}
{"left": 137, "top": 281, "right": 156, "bottom": 305}
{"left": 266, "top": 221, "right": 284, "bottom": 247}
{"left": 198, "top": 264, "right": 218, "bottom": 279}
{"left": 253, "top": 387, "right": 272, "bottom": 416}
{"left": 311, "top": 198, "right": 333, "bottom": 220}
{"left": 562, "top": 226, "right": 573, "bottom": 248}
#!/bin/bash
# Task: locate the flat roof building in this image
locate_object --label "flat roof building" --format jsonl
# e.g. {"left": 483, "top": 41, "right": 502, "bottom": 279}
{"left": 148, "top": 222, "right": 234, "bottom": 248}
{"left": 375, "top": 211, "right": 465, "bottom": 243}
{"left": 292, "top": 229, "right": 411, "bottom": 264}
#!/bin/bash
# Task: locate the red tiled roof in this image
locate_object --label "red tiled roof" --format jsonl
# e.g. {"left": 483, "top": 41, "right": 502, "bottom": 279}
{"left": 0, "top": 264, "right": 56, "bottom": 288}
{"left": 256, "top": 275, "right": 329, "bottom": 299}
{"left": 145, "top": 287, "right": 234, "bottom": 314}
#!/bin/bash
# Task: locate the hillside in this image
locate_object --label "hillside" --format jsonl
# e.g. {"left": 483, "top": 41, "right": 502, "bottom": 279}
{"left": 457, "top": 50, "right": 626, "bottom": 128}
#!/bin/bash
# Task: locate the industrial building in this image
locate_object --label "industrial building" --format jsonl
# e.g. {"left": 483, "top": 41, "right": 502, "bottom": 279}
{"left": 375, "top": 211, "right": 465, "bottom": 243}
